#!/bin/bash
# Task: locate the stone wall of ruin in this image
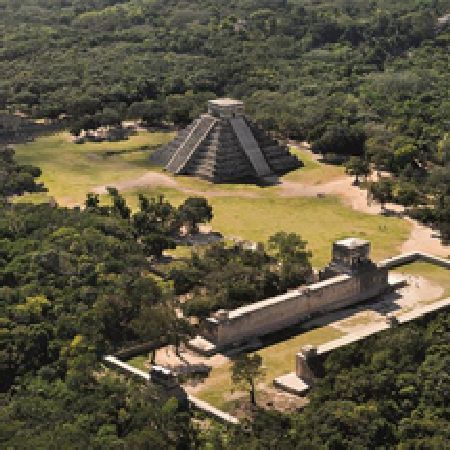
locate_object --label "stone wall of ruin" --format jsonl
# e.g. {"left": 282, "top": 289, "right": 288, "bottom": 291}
{"left": 204, "top": 267, "right": 388, "bottom": 348}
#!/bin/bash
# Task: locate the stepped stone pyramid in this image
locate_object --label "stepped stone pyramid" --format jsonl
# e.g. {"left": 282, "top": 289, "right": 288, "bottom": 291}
{"left": 150, "top": 98, "right": 301, "bottom": 183}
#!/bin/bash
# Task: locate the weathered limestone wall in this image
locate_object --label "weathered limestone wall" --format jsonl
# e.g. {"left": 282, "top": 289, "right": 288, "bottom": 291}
{"left": 103, "top": 355, "right": 239, "bottom": 424}
{"left": 202, "top": 268, "right": 388, "bottom": 349}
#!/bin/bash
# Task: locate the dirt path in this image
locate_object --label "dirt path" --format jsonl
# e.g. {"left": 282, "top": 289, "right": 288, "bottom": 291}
{"left": 401, "top": 218, "right": 449, "bottom": 257}
{"left": 278, "top": 177, "right": 382, "bottom": 213}
{"left": 154, "top": 346, "right": 230, "bottom": 370}
{"left": 91, "top": 171, "right": 259, "bottom": 198}
{"left": 92, "top": 172, "right": 178, "bottom": 194}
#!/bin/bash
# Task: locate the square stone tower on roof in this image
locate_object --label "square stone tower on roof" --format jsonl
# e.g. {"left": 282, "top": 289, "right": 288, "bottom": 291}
{"left": 320, "top": 237, "right": 376, "bottom": 279}
{"left": 149, "top": 97, "right": 301, "bottom": 184}
{"left": 208, "top": 99, "right": 245, "bottom": 118}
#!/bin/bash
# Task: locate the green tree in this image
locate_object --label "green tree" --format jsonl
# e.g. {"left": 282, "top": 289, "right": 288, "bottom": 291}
{"left": 231, "top": 353, "right": 266, "bottom": 406}
{"left": 132, "top": 304, "right": 170, "bottom": 364}
{"left": 141, "top": 233, "right": 176, "bottom": 259}
{"left": 268, "top": 232, "right": 312, "bottom": 288}
{"left": 178, "top": 197, "right": 213, "bottom": 234}
{"left": 369, "top": 178, "right": 393, "bottom": 210}
{"left": 312, "top": 125, "right": 366, "bottom": 157}
{"left": 345, "top": 156, "right": 370, "bottom": 185}
{"left": 107, "top": 187, "right": 131, "bottom": 219}
{"left": 394, "top": 181, "right": 421, "bottom": 207}
{"left": 85, "top": 192, "right": 100, "bottom": 210}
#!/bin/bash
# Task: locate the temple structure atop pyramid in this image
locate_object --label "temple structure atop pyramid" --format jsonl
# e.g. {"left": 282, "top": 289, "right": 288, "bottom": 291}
{"left": 150, "top": 98, "right": 301, "bottom": 183}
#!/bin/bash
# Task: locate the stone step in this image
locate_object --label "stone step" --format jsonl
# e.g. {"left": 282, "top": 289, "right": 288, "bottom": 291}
{"left": 190, "top": 151, "right": 252, "bottom": 166}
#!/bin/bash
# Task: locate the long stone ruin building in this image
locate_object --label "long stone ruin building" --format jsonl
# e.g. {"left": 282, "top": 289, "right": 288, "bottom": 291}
{"left": 150, "top": 98, "right": 301, "bottom": 183}
{"left": 189, "top": 238, "right": 389, "bottom": 354}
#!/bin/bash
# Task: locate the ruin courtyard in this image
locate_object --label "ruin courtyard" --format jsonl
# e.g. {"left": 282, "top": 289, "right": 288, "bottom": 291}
{"left": 126, "top": 251, "right": 450, "bottom": 417}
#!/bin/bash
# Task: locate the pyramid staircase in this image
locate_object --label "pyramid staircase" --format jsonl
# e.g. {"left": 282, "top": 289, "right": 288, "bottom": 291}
{"left": 166, "top": 115, "right": 217, "bottom": 174}
{"left": 149, "top": 120, "right": 198, "bottom": 166}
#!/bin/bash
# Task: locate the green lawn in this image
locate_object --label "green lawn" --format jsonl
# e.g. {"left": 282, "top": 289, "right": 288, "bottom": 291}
{"left": 284, "top": 147, "right": 345, "bottom": 184}
{"left": 196, "top": 326, "right": 343, "bottom": 411}
{"left": 119, "top": 188, "right": 411, "bottom": 267}
{"left": 126, "top": 355, "right": 149, "bottom": 371}
{"left": 14, "top": 131, "right": 174, "bottom": 205}
{"left": 11, "top": 192, "right": 53, "bottom": 205}
{"left": 207, "top": 195, "right": 410, "bottom": 267}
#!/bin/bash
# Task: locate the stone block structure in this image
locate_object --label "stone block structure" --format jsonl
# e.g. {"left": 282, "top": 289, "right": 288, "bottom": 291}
{"left": 189, "top": 238, "right": 389, "bottom": 354}
{"left": 150, "top": 98, "right": 301, "bottom": 183}
{"left": 319, "top": 238, "right": 376, "bottom": 279}
{"left": 295, "top": 345, "right": 318, "bottom": 386}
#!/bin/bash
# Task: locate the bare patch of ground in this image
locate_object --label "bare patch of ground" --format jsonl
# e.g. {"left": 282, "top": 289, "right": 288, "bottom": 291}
{"left": 402, "top": 218, "right": 450, "bottom": 257}
{"left": 154, "top": 345, "right": 230, "bottom": 371}
{"left": 91, "top": 171, "right": 260, "bottom": 198}
{"left": 92, "top": 172, "right": 178, "bottom": 194}
{"left": 224, "top": 386, "right": 308, "bottom": 419}
{"left": 307, "top": 273, "right": 444, "bottom": 337}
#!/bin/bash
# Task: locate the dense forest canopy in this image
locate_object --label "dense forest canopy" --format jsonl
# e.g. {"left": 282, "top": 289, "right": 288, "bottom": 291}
{"left": 1, "top": 0, "right": 450, "bottom": 237}
{"left": 0, "top": 149, "right": 312, "bottom": 446}
{"left": 0, "top": 0, "right": 448, "bottom": 136}
{"left": 0, "top": 155, "right": 198, "bottom": 445}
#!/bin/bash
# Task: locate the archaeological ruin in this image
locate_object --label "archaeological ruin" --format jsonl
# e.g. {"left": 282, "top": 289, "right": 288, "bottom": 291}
{"left": 189, "top": 238, "right": 390, "bottom": 354}
{"left": 274, "top": 249, "right": 450, "bottom": 395}
{"left": 150, "top": 98, "right": 301, "bottom": 183}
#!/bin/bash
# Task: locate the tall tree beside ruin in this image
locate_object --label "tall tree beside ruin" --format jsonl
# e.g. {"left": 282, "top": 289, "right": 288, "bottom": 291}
{"left": 231, "top": 353, "right": 266, "bottom": 406}
{"left": 369, "top": 178, "right": 393, "bottom": 210}
{"left": 132, "top": 304, "right": 170, "bottom": 364}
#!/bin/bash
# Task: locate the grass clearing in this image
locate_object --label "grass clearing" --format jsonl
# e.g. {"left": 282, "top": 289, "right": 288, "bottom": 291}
{"left": 15, "top": 131, "right": 174, "bottom": 205}
{"left": 258, "top": 326, "right": 343, "bottom": 381}
{"left": 339, "top": 313, "right": 377, "bottom": 328}
{"left": 11, "top": 192, "right": 53, "bottom": 205}
{"left": 196, "top": 326, "right": 343, "bottom": 411}
{"left": 207, "top": 195, "right": 410, "bottom": 267}
{"left": 117, "top": 188, "right": 410, "bottom": 267}
{"left": 126, "top": 355, "right": 148, "bottom": 371}
{"left": 284, "top": 147, "right": 345, "bottom": 184}
{"left": 164, "top": 246, "right": 194, "bottom": 259}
